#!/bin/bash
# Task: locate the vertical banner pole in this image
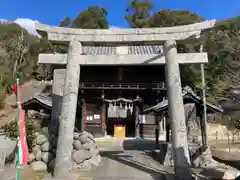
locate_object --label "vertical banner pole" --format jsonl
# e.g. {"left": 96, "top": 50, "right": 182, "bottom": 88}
{"left": 16, "top": 78, "right": 21, "bottom": 180}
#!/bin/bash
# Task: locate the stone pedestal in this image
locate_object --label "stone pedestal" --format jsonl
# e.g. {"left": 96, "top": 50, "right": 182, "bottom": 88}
{"left": 192, "top": 147, "right": 213, "bottom": 168}
{"left": 152, "top": 142, "right": 202, "bottom": 166}
{"left": 153, "top": 143, "right": 174, "bottom": 166}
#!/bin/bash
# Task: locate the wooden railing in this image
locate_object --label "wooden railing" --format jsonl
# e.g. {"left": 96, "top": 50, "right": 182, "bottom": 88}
{"left": 79, "top": 82, "right": 166, "bottom": 90}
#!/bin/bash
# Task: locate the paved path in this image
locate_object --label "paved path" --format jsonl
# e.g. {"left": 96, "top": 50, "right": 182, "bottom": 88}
{"left": 90, "top": 150, "right": 167, "bottom": 180}
{"left": 85, "top": 138, "right": 172, "bottom": 180}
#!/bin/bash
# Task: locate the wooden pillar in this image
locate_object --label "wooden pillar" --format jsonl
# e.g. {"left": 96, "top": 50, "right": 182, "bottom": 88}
{"left": 75, "top": 100, "right": 82, "bottom": 131}
{"left": 160, "top": 117, "right": 164, "bottom": 132}
{"left": 164, "top": 40, "right": 191, "bottom": 179}
{"left": 164, "top": 112, "right": 171, "bottom": 142}
{"left": 166, "top": 118, "right": 171, "bottom": 142}
{"left": 101, "top": 102, "right": 106, "bottom": 136}
{"left": 54, "top": 39, "right": 81, "bottom": 179}
{"left": 134, "top": 104, "right": 140, "bottom": 138}
{"left": 155, "top": 114, "right": 160, "bottom": 149}
{"left": 163, "top": 116, "right": 166, "bottom": 133}
{"left": 199, "top": 112, "right": 206, "bottom": 145}
{"left": 81, "top": 99, "right": 86, "bottom": 131}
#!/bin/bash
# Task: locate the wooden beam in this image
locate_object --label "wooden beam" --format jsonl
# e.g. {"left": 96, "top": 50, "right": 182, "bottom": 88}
{"left": 38, "top": 53, "right": 208, "bottom": 65}
{"left": 36, "top": 20, "right": 215, "bottom": 42}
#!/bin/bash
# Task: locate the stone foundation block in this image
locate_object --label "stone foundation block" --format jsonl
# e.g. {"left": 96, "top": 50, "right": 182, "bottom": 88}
{"left": 152, "top": 143, "right": 174, "bottom": 166}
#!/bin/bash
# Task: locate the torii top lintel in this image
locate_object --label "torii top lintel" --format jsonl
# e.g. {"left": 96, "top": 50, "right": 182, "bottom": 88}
{"left": 35, "top": 20, "right": 215, "bottom": 43}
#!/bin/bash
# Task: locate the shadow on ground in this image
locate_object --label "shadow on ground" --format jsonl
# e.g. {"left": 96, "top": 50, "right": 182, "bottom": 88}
{"left": 100, "top": 151, "right": 167, "bottom": 180}
{"left": 110, "top": 138, "right": 240, "bottom": 180}
{"left": 123, "top": 139, "right": 162, "bottom": 151}
{"left": 213, "top": 156, "right": 240, "bottom": 170}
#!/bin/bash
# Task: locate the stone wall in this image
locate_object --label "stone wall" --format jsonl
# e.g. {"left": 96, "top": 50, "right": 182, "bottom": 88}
{"left": 207, "top": 123, "right": 236, "bottom": 141}
{"left": 207, "top": 113, "right": 240, "bottom": 141}
{"left": 29, "top": 131, "right": 102, "bottom": 172}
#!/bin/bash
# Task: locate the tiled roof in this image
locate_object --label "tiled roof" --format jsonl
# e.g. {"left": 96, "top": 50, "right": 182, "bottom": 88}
{"left": 82, "top": 45, "right": 163, "bottom": 55}
{"left": 22, "top": 94, "right": 52, "bottom": 109}
{"left": 222, "top": 90, "right": 240, "bottom": 112}
{"left": 144, "top": 86, "right": 224, "bottom": 114}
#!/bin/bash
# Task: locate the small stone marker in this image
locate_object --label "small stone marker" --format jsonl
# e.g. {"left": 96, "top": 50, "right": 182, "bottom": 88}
{"left": 50, "top": 69, "right": 66, "bottom": 130}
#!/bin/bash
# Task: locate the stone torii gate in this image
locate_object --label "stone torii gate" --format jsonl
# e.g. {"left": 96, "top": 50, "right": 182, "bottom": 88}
{"left": 36, "top": 20, "right": 215, "bottom": 179}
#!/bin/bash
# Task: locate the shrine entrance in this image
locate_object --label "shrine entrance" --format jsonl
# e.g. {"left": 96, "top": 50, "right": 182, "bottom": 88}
{"left": 105, "top": 98, "right": 137, "bottom": 137}
{"left": 106, "top": 111, "right": 135, "bottom": 137}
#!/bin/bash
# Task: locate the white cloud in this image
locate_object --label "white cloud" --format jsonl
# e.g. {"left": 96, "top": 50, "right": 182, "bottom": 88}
{"left": 2, "top": 19, "right": 122, "bottom": 37}
{"left": 14, "top": 18, "right": 41, "bottom": 37}
{"left": 109, "top": 25, "right": 121, "bottom": 29}
{"left": 0, "top": 19, "right": 11, "bottom": 23}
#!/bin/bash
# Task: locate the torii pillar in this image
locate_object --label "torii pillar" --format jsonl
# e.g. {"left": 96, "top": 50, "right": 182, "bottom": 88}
{"left": 53, "top": 39, "right": 81, "bottom": 179}
{"left": 164, "top": 40, "right": 191, "bottom": 179}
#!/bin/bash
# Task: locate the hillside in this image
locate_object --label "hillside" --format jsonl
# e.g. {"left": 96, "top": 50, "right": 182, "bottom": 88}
{"left": 0, "top": 80, "right": 50, "bottom": 126}
{"left": 0, "top": 22, "right": 55, "bottom": 125}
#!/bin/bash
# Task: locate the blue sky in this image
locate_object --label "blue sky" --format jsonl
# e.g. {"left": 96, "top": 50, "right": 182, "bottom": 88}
{"left": 1, "top": 0, "right": 239, "bottom": 28}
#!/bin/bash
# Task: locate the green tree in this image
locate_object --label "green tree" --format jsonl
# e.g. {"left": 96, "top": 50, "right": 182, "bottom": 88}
{"left": 125, "top": 3, "right": 240, "bottom": 102}
{"left": 179, "top": 17, "right": 240, "bottom": 101}
{"left": 71, "top": 6, "right": 109, "bottom": 29}
{"left": 0, "top": 23, "right": 57, "bottom": 96}
{"left": 149, "top": 10, "right": 203, "bottom": 27}
{"left": 125, "top": 0, "right": 153, "bottom": 28}
{"left": 204, "top": 17, "right": 240, "bottom": 99}
{"left": 60, "top": 17, "right": 71, "bottom": 27}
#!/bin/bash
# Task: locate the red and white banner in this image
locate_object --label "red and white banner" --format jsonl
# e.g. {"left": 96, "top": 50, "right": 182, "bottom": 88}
{"left": 12, "top": 84, "right": 30, "bottom": 165}
{"left": 19, "top": 104, "right": 29, "bottom": 165}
